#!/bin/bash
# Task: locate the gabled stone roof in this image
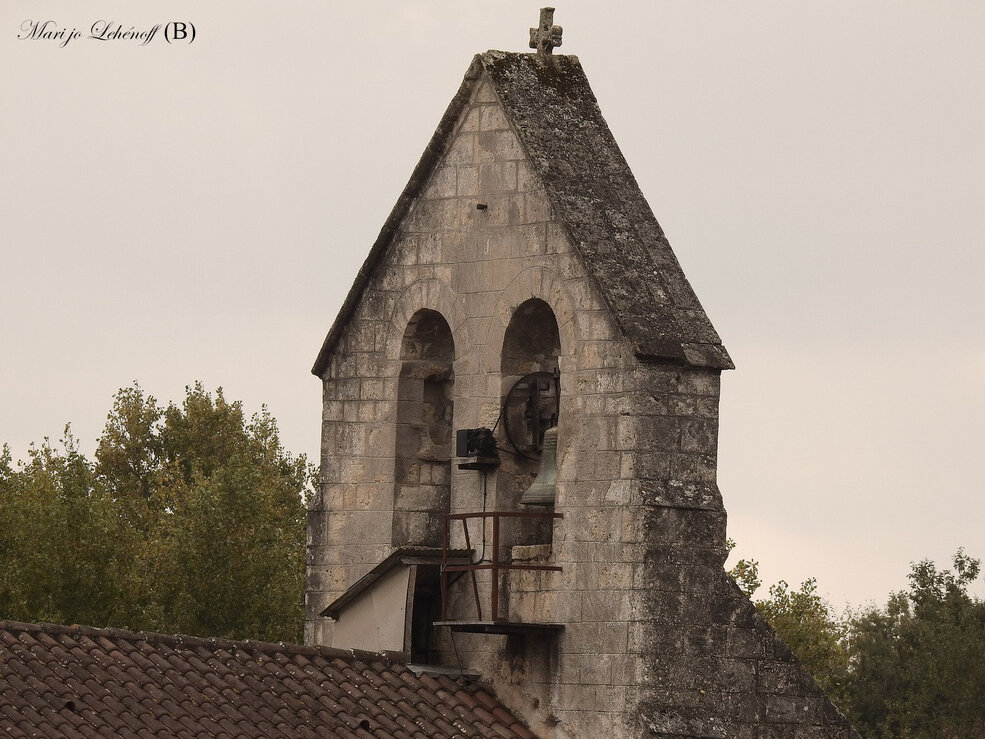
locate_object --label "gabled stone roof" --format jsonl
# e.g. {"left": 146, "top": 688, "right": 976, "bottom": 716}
{"left": 0, "top": 620, "right": 535, "bottom": 738}
{"left": 313, "top": 51, "right": 732, "bottom": 376}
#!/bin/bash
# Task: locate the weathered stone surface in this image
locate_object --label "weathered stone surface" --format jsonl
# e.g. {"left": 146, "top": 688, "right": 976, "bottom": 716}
{"left": 307, "top": 45, "right": 855, "bottom": 739}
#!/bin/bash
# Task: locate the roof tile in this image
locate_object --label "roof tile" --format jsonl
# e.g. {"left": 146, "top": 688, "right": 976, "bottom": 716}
{"left": 0, "top": 620, "right": 535, "bottom": 738}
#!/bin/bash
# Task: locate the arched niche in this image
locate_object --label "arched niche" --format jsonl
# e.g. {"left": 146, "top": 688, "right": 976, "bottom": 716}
{"left": 497, "top": 298, "right": 561, "bottom": 545}
{"left": 392, "top": 309, "right": 455, "bottom": 547}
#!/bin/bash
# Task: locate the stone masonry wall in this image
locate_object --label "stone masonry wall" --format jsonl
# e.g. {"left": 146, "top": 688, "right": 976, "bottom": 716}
{"left": 307, "top": 72, "right": 596, "bottom": 648}
{"left": 308, "top": 71, "right": 648, "bottom": 735}
{"left": 308, "top": 70, "right": 857, "bottom": 738}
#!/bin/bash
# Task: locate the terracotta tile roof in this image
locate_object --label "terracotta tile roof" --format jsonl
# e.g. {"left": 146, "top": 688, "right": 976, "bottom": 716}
{"left": 0, "top": 620, "right": 536, "bottom": 738}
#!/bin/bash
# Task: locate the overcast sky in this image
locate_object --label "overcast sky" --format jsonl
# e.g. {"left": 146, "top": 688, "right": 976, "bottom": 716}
{"left": 2, "top": 1, "right": 983, "bottom": 610}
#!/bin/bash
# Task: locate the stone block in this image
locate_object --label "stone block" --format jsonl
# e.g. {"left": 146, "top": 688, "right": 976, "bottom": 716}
{"left": 681, "top": 418, "right": 719, "bottom": 454}
{"left": 728, "top": 627, "right": 767, "bottom": 659}
{"left": 355, "top": 351, "right": 385, "bottom": 379}
{"left": 456, "top": 165, "right": 478, "bottom": 197}
{"left": 319, "top": 454, "right": 341, "bottom": 484}
{"left": 558, "top": 652, "right": 582, "bottom": 683}
{"left": 479, "top": 161, "right": 517, "bottom": 194}
{"left": 572, "top": 450, "right": 620, "bottom": 483}
{"left": 322, "top": 400, "right": 344, "bottom": 421}
{"left": 595, "top": 685, "right": 626, "bottom": 712}
{"left": 635, "top": 416, "right": 681, "bottom": 453}
{"left": 668, "top": 451, "right": 719, "bottom": 483}
{"left": 557, "top": 684, "right": 596, "bottom": 712}
{"left": 582, "top": 590, "right": 631, "bottom": 622}
{"left": 598, "top": 562, "right": 634, "bottom": 590}
{"left": 593, "top": 340, "right": 630, "bottom": 370}
{"left": 615, "top": 415, "right": 637, "bottom": 451}
{"left": 575, "top": 309, "right": 617, "bottom": 342}
{"left": 487, "top": 228, "right": 524, "bottom": 261}
{"left": 473, "top": 82, "right": 497, "bottom": 103}
{"left": 601, "top": 479, "right": 632, "bottom": 506}
{"left": 424, "top": 165, "right": 457, "bottom": 200}
{"left": 477, "top": 130, "right": 525, "bottom": 162}
{"left": 458, "top": 105, "right": 481, "bottom": 132}
{"left": 523, "top": 191, "right": 553, "bottom": 223}
{"left": 351, "top": 484, "right": 381, "bottom": 511}
{"left": 479, "top": 103, "right": 509, "bottom": 131}
{"left": 597, "top": 621, "right": 630, "bottom": 654}
{"left": 356, "top": 401, "right": 378, "bottom": 422}
{"left": 718, "top": 690, "right": 766, "bottom": 725}
{"left": 336, "top": 377, "right": 361, "bottom": 400}
{"left": 359, "top": 378, "right": 383, "bottom": 400}
{"left": 393, "top": 483, "right": 448, "bottom": 511}
{"left": 511, "top": 544, "right": 551, "bottom": 561}
{"left": 531, "top": 591, "right": 558, "bottom": 621}
{"left": 444, "top": 133, "right": 474, "bottom": 166}
{"left": 764, "top": 695, "right": 822, "bottom": 725}
{"left": 550, "top": 591, "right": 582, "bottom": 623}
{"left": 683, "top": 624, "right": 728, "bottom": 657}
{"left": 417, "top": 233, "right": 443, "bottom": 264}
{"left": 483, "top": 194, "right": 522, "bottom": 227}
{"left": 320, "top": 484, "right": 344, "bottom": 511}
{"left": 339, "top": 458, "right": 367, "bottom": 484}
{"left": 793, "top": 728, "right": 849, "bottom": 739}
{"left": 580, "top": 651, "right": 614, "bottom": 687}
{"left": 596, "top": 368, "right": 629, "bottom": 394}
{"left": 574, "top": 341, "right": 604, "bottom": 371}
{"left": 513, "top": 223, "right": 546, "bottom": 256}
{"left": 643, "top": 507, "right": 725, "bottom": 547}
{"left": 516, "top": 159, "right": 539, "bottom": 193}
{"left": 758, "top": 662, "right": 809, "bottom": 696}
{"left": 391, "top": 510, "right": 442, "bottom": 548}
{"left": 610, "top": 653, "right": 638, "bottom": 686}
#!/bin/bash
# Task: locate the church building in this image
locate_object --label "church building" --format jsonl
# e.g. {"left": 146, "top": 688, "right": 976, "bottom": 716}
{"left": 308, "top": 9, "right": 858, "bottom": 738}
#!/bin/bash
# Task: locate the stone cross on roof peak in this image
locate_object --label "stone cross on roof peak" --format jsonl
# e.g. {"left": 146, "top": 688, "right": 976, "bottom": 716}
{"left": 529, "top": 7, "right": 562, "bottom": 56}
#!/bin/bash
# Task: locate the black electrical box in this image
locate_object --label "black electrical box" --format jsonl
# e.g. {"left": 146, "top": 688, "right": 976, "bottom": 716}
{"left": 455, "top": 427, "right": 499, "bottom": 470}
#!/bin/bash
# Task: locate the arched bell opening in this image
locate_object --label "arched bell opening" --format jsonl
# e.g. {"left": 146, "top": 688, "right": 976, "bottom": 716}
{"left": 392, "top": 309, "right": 455, "bottom": 547}
{"left": 497, "top": 298, "right": 561, "bottom": 548}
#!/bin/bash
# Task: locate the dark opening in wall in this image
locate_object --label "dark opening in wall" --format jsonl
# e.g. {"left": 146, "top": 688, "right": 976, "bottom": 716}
{"left": 498, "top": 298, "right": 560, "bottom": 546}
{"left": 393, "top": 310, "right": 455, "bottom": 547}
{"left": 409, "top": 565, "right": 442, "bottom": 663}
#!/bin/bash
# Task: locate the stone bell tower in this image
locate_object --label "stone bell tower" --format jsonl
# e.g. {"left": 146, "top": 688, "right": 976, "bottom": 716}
{"left": 307, "top": 10, "right": 858, "bottom": 738}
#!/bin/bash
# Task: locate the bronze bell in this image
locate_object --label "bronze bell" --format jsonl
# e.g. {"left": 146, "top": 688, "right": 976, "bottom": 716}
{"left": 520, "top": 426, "right": 558, "bottom": 506}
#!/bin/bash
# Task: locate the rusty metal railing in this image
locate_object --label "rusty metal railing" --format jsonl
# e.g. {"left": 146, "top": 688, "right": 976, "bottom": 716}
{"left": 440, "top": 510, "right": 562, "bottom": 622}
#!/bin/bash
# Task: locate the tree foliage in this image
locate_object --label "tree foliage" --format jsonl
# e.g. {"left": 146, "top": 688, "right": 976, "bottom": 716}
{"left": 0, "top": 383, "right": 312, "bottom": 642}
{"left": 756, "top": 578, "right": 849, "bottom": 702}
{"left": 726, "top": 537, "right": 762, "bottom": 598}
{"left": 845, "top": 549, "right": 985, "bottom": 738}
{"left": 729, "top": 544, "right": 985, "bottom": 738}
{"left": 0, "top": 430, "right": 129, "bottom": 628}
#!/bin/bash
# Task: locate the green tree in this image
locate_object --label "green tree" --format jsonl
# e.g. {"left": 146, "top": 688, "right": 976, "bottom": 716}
{"left": 757, "top": 578, "right": 850, "bottom": 702}
{"left": 0, "top": 383, "right": 312, "bottom": 643}
{"left": 727, "top": 540, "right": 848, "bottom": 703}
{"left": 845, "top": 549, "right": 985, "bottom": 738}
{"left": 146, "top": 384, "right": 311, "bottom": 642}
{"left": 0, "top": 429, "right": 131, "bottom": 627}
{"left": 726, "top": 537, "right": 762, "bottom": 598}
{"left": 727, "top": 545, "right": 985, "bottom": 735}
{"left": 94, "top": 383, "right": 165, "bottom": 531}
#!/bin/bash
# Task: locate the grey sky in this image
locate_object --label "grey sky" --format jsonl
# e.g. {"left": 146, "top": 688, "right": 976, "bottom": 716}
{"left": 2, "top": 1, "right": 983, "bottom": 609}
